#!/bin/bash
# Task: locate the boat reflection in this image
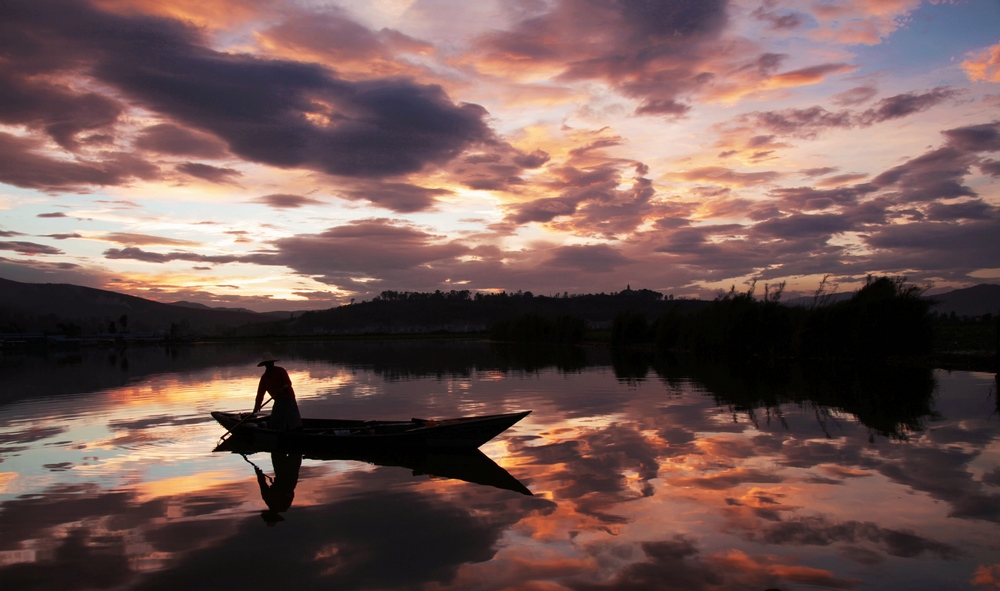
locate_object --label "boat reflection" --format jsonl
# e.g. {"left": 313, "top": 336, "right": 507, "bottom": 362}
{"left": 216, "top": 438, "right": 532, "bottom": 525}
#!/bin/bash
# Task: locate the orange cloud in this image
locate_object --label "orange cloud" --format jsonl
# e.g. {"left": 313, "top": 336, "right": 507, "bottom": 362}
{"left": 92, "top": 0, "right": 270, "bottom": 30}
{"left": 807, "top": 0, "right": 922, "bottom": 45}
{"left": 973, "top": 564, "right": 1000, "bottom": 590}
{"left": 963, "top": 43, "right": 1000, "bottom": 83}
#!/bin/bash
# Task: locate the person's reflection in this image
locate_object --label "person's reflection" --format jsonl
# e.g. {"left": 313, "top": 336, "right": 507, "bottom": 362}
{"left": 254, "top": 452, "right": 302, "bottom": 526}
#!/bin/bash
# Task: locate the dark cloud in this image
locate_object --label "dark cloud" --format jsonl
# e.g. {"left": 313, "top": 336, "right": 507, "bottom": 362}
{"left": 100, "top": 233, "right": 199, "bottom": 246}
{"left": 545, "top": 244, "right": 631, "bottom": 272}
{"left": 513, "top": 149, "right": 551, "bottom": 169}
{"left": 924, "top": 199, "right": 995, "bottom": 221}
{"left": 476, "top": 0, "right": 730, "bottom": 117}
{"left": 0, "top": 71, "right": 124, "bottom": 151}
{"left": 571, "top": 536, "right": 723, "bottom": 591}
{"left": 0, "top": 241, "right": 63, "bottom": 255}
{"left": 175, "top": 162, "right": 242, "bottom": 183}
{"left": 129, "top": 478, "right": 526, "bottom": 591}
{"left": 751, "top": 6, "right": 806, "bottom": 30}
{"left": 45, "top": 233, "right": 83, "bottom": 240}
{"left": 0, "top": 426, "right": 66, "bottom": 445}
{"left": 670, "top": 468, "right": 783, "bottom": 490}
{"left": 942, "top": 121, "right": 1000, "bottom": 152}
{"left": 674, "top": 166, "right": 781, "bottom": 186}
{"left": 980, "top": 159, "right": 1000, "bottom": 177}
{"left": 737, "top": 513, "right": 961, "bottom": 560}
{"left": 334, "top": 181, "right": 452, "bottom": 213}
{"left": 857, "top": 87, "right": 960, "bottom": 125}
{"left": 752, "top": 213, "right": 854, "bottom": 239}
{"left": 832, "top": 85, "right": 878, "bottom": 106}
{"left": 135, "top": 123, "right": 228, "bottom": 158}
{"left": 36, "top": 212, "right": 68, "bottom": 218}
{"left": 508, "top": 197, "right": 580, "bottom": 224}
{"left": 103, "top": 247, "right": 243, "bottom": 265}
{"left": 503, "top": 161, "right": 662, "bottom": 237}
{"left": 800, "top": 167, "right": 839, "bottom": 177}
{"left": 263, "top": 219, "right": 470, "bottom": 288}
{"left": 0, "top": 527, "right": 133, "bottom": 589}
{"left": 1, "top": 0, "right": 493, "bottom": 182}
{"left": 732, "top": 88, "right": 957, "bottom": 140}
{"left": 251, "top": 193, "right": 325, "bottom": 209}
{"left": 872, "top": 151, "right": 975, "bottom": 203}
{"left": 0, "top": 133, "right": 158, "bottom": 190}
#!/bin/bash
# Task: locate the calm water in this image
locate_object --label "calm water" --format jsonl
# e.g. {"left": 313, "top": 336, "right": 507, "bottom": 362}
{"left": 1, "top": 340, "right": 998, "bottom": 591}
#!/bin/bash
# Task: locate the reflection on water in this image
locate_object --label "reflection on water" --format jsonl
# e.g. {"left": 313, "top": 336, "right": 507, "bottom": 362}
{"left": 1, "top": 340, "right": 998, "bottom": 590}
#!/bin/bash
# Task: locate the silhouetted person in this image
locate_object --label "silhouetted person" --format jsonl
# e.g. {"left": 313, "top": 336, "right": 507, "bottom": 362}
{"left": 254, "top": 352, "right": 303, "bottom": 431}
{"left": 256, "top": 452, "right": 302, "bottom": 526}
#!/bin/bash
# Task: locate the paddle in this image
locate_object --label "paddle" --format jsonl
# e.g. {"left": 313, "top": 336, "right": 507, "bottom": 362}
{"left": 219, "top": 397, "right": 272, "bottom": 443}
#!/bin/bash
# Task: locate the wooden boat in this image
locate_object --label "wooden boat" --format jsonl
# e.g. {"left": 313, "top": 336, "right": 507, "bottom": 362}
{"left": 212, "top": 409, "right": 531, "bottom": 451}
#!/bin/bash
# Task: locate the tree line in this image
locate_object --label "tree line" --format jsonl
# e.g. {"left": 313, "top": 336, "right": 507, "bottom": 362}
{"left": 494, "top": 275, "right": 939, "bottom": 363}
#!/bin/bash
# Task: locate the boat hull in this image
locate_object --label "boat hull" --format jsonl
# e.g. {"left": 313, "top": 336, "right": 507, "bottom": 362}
{"left": 213, "top": 410, "right": 531, "bottom": 451}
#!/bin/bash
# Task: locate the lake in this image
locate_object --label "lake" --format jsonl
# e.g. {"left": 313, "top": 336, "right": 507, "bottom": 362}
{"left": 1, "top": 340, "right": 998, "bottom": 591}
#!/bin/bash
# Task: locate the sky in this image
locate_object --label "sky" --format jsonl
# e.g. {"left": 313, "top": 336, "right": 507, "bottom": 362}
{"left": 0, "top": 0, "right": 998, "bottom": 312}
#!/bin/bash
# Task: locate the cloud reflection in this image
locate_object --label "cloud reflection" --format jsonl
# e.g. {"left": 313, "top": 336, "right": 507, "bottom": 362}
{"left": 0, "top": 343, "right": 997, "bottom": 590}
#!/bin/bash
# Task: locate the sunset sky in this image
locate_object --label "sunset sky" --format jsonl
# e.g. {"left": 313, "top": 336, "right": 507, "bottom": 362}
{"left": 1, "top": 0, "right": 998, "bottom": 311}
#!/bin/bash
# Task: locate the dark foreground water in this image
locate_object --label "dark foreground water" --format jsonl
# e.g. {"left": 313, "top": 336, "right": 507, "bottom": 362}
{"left": 1, "top": 340, "right": 998, "bottom": 591}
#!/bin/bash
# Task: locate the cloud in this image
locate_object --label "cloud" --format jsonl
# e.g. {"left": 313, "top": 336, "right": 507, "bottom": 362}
{"left": 751, "top": 6, "right": 806, "bottom": 31}
{"left": 102, "top": 247, "right": 242, "bottom": 264}
{"left": 545, "top": 244, "right": 630, "bottom": 273}
{"left": 135, "top": 123, "right": 228, "bottom": 158}
{"left": 251, "top": 193, "right": 325, "bottom": 209}
{"left": 99, "top": 233, "right": 200, "bottom": 246}
{"left": 832, "top": 85, "right": 878, "bottom": 106}
{"left": 474, "top": 0, "right": 731, "bottom": 116}
{"left": 1, "top": 0, "right": 494, "bottom": 182}
{"left": 734, "top": 511, "right": 962, "bottom": 560}
{"left": 37, "top": 212, "right": 68, "bottom": 218}
{"left": 175, "top": 162, "right": 242, "bottom": 184}
{"left": 332, "top": 180, "right": 452, "bottom": 213}
{"left": 254, "top": 8, "right": 434, "bottom": 78}
{"left": 264, "top": 219, "right": 471, "bottom": 289}
{"left": 962, "top": 42, "right": 1000, "bottom": 82}
{"left": 726, "top": 87, "right": 958, "bottom": 140}
{"left": 870, "top": 122, "right": 1000, "bottom": 204}
{"left": 0, "top": 241, "right": 64, "bottom": 255}
{"left": 0, "top": 133, "right": 158, "bottom": 191}
{"left": 673, "top": 167, "right": 781, "bottom": 186}
{"left": 0, "top": 71, "right": 123, "bottom": 151}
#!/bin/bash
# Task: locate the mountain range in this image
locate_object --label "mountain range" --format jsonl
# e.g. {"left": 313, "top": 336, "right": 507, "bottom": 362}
{"left": 1, "top": 277, "right": 997, "bottom": 338}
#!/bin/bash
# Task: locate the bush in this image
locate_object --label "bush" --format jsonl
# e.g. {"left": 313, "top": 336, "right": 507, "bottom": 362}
{"left": 490, "top": 313, "right": 585, "bottom": 344}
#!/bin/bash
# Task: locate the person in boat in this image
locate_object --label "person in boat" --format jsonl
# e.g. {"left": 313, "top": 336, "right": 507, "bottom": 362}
{"left": 254, "top": 352, "right": 303, "bottom": 431}
{"left": 256, "top": 452, "right": 302, "bottom": 526}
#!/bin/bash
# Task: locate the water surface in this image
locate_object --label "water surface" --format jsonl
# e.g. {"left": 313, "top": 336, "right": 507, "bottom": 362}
{"left": 1, "top": 341, "right": 998, "bottom": 590}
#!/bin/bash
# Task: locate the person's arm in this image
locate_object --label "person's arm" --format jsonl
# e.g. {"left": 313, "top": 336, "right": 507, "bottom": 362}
{"left": 254, "top": 375, "right": 266, "bottom": 412}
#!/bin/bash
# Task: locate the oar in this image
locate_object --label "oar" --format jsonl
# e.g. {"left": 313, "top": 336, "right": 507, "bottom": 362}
{"left": 219, "top": 397, "right": 272, "bottom": 443}
{"left": 240, "top": 453, "right": 273, "bottom": 484}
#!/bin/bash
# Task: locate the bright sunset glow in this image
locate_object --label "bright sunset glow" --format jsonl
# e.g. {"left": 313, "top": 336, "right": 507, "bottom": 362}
{"left": 0, "top": 0, "right": 998, "bottom": 310}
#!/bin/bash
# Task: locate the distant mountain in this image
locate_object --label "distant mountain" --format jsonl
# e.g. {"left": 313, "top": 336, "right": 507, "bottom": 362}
{"left": 927, "top": 284, "right": 1000, "bottom": 317}
{"left": 0, "top": 277, "right": 276, "bottom": 336}
{"left": 171, "top": 300, "right": 293, "bottom": 320}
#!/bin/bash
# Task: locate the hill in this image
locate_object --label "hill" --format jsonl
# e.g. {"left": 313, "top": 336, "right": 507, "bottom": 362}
{"left": 3, "top": 277, "right": 997, "bottom": 340}
{"left": 927, "top": 284, "right": 1000, "bottom": 317}
{"left": 263, "top": 289, "right": 710, "bottom": 337}
{"left": 0, "top": 277, "right": 275, "bottom": 337}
